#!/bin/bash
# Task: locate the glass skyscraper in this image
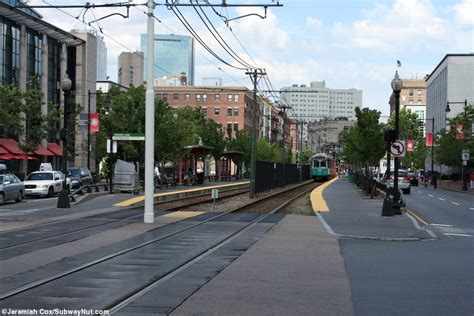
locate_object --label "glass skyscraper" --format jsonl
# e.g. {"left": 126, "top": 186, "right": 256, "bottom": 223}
{"left": 140, "top": 34, "right": 194, "bottom": 86}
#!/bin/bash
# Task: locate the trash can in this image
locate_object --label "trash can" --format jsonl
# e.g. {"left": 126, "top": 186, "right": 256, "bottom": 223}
{"left": 348, "top": 173, "right": 355, "bottom": 183}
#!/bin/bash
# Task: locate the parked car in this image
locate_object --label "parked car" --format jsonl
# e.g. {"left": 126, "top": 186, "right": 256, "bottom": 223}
{"left": 408, "top": 173, "right": 419, "bottom": 186}
{"left": 385, "top": 169, "right": 411, "bottom": 194}
{"left": 67, "top": 167, "right": 93, "bottom": 189}
{"left": 0, "top": 174, "right": 25, "bottom": 205}
{"left": 23, "top": 171, "right": 67, "bottom": 198}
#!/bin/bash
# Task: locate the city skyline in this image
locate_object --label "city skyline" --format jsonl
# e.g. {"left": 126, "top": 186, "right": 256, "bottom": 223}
{"left": 28, "top": 0, "right": 473, "bottom": 116}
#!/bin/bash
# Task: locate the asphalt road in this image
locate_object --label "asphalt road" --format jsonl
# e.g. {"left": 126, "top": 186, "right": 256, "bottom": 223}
{"left": 340, "top": 186, "right": 474, "bottom": 316}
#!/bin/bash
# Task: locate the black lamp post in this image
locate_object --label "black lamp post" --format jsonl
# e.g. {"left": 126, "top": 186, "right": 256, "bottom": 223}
{"left": 391, "top": 71, "right": 403, "bottom": 215}
{"left": 57, "top": 74, "right": 72, "bottom": 208}
{"left": 446, "top": 99, "right": 470, "bottom": 191}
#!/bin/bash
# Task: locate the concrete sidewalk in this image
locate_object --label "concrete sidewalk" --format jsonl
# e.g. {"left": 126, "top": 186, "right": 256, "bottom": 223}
{"left": 319, "top": 178, "right": 434, "bottom": 240}
{"left": 173, "top": 215, "right": 353, "bottom": 316}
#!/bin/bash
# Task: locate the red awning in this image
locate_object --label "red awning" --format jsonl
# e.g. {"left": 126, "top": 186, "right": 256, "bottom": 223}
{"left": 16, "top": 154, "right": 38, "bottom": 160}
{"left": 0, "top": 139, "right": 25, "bottom": 155}
{"left": 0, "top": 153, "right": 17, "bottom": 160}
{"left": 47, "top": 142, "right": 63, "bottom": 156}
{"left": 0, "top": 146, "right": 8, "bottom": 154}
{"left": 34, "top": 144, "right": 55, "bottom": 156}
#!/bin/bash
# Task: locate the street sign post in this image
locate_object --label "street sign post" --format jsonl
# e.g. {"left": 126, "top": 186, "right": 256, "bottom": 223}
{"left": 462, "top": 149, "right": 469, "bottom": 161}
{"left": 113, "top": 133, "right": 145, "bottom": 141}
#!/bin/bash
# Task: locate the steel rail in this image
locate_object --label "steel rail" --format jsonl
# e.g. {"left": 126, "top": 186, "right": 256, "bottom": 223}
{"left": 0, "top": 181, "right": 314, "bottom": 301}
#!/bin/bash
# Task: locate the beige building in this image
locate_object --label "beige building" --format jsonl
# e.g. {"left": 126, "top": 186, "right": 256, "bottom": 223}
{"left": 307, "top": 119, "right": 355, "bottom": 155}
{"left": 118, "top": 51, "right": 144, "bottom": 87}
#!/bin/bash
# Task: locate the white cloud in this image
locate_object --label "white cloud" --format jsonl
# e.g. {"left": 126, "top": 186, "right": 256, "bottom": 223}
{"left": 453, "top": 0, "right": 474, "bottom": 26}
{"left": 331, "top": 0, "right": 451, "bottom": 52}
{"left": 306, "top": 17, "right": 322, "bottom": 28}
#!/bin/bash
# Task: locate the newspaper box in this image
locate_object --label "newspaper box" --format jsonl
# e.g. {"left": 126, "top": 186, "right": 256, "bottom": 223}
{"left": 113, "top": 159, "right": 140, "bottom": 194}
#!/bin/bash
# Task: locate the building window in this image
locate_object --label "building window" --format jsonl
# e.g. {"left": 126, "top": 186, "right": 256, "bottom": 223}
{"left": 227, "top": 108, "right": 233, "bottom": 116}
{"left": 173, "top": 93, "right": 179, "bottom": 101}
{"left": 201, "top": 107, "right": 207, "bottom": 116}
{"left": 234, "top": 94, "right": 239, "bottom": 102}
{"left": 227, "top": 94, "right": 233, "bottom": 102}
{"left": 215, "top": 94, "right": 220, "bottom": 101}
{"left": 227, "top": 123, "right": 232, "bottom": 132}
{"left": 233, "top": 108, "right": 239, "bottom": 116}
{"left": 156, "top": 93, "right": 162, "bottom": 100}
{"left": 233, "top": 123, "right": 238, "bottom": 131}
{"left": 162, "top": 94, "right": 168, "bottom": 102}
{"left": 214, "top": 107, "right": 220, "bottom": 115}
{"left": 185, "top": 93, "right": 190, "bottom": 101}
{"left": 417, "top": 89, "right": 422, "bottom": 96}
{"left": 409, "top": 89, "right": 414, "bottom": 96}
{"left": 203, "top": 94, "right": 207, "bottom": 102}
{"left": 196, "top": 94, "right": 201, "bottom": 102}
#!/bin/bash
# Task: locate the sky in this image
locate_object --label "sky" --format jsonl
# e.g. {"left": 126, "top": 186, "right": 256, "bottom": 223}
{"left": 28, "top": 0, "right": 474, "bottom": 116}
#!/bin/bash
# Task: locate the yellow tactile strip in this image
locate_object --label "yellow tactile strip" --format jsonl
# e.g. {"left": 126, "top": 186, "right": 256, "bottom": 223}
{"left": 310, "top": 176, "right": 339, "bottom": 212}
{"left": 114, "top": 181, "right": 249, "bottom": 207}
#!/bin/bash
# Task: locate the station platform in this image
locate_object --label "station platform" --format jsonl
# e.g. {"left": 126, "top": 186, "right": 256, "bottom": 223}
{"left": 113, "top": 180, "right": 249, "bottom": 208}
{"left": 172, "top": 177, "right": 434, "bottom": 315}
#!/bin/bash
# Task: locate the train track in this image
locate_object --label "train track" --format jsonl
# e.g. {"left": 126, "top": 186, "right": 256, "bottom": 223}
{"left": 0, "top": 188, "right": 249, "bottom": 260}
{"left": 0, "top": 181, "right": 318, "bottom": 314}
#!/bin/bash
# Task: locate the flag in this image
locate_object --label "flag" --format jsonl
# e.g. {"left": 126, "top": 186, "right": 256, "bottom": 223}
{"left": 397, "top": 60, "right": 402, "bottom": 67}
{"left": 426, "top": 133, "right": 433, "bottom": 147}
{"left": 89, "top": 112, "right": 100, "bottom": 133}
{"left": 407, "top": 139, "right": 414, "bottom": 151}
{"left": 456, "top": 122, "right": 464, "bottom": 139}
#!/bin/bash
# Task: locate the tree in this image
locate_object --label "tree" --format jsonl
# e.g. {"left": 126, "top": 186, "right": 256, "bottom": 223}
{"left": 435, "top": 105, "right": 474, "bottom": 170}
{"left": 0, "top": 83, "right": 23, "bottom": 138}
{"left": 387, "top": 108, "right": 421, "bottom": 169}
{"left": 341, "top": 107, "right": 385, "bottom": 170}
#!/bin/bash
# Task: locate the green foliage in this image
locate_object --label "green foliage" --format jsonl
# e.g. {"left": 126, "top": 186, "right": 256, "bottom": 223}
{"left": 0, "top": 83, "right": 23, "bottom": 138}
{"left": 341, "top": 107, "right": 385, "bottom": 167}
{"left": 227, "top": 130, "right": 251, "bottom": 167}
{"left": 435, "top": 105, "right": 474, "bottom": 168}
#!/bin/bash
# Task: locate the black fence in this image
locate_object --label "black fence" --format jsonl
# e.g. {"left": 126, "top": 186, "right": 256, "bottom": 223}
{"left": 255, "top": 161, "right": 310, "bottom": 194}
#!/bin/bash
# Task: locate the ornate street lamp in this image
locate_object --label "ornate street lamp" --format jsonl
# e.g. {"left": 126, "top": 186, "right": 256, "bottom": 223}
{"left": 391, "top": 71, "right": 403, "bottom": 215}
{"left": 57, "top": 74, "right": 72, "bottom": 208}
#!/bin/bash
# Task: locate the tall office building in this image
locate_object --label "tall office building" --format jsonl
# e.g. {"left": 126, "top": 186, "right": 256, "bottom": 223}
{"left": 280, "top": 81, "right": 362, "bottom": 141}
{"left": 140, "top": 34, "right": 195, "bottom": 86}
{"left": 96, "top": 35, "right": 107, "bottom": 81}
{"left": 118, "top": 51, "right": 144, "bottom": 87}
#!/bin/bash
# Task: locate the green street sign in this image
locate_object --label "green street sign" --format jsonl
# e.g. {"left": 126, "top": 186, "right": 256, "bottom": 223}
{"left": 113, "top": 133, "right": 145, "bottom": 141}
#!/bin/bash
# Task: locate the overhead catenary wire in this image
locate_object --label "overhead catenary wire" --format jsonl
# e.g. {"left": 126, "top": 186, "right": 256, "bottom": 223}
{"left": 191, "top": 0, "right": 257, "bottom": 70}
{"left": 39, "top": 0, "right": 182, "bottom": 79}
{"left": 170, "top": 5, "right": 248, "bottom": 71}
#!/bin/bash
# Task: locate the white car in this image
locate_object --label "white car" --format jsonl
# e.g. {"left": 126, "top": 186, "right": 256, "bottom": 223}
{"left": 23, "top": 171, "right": 69, "bottom": 198}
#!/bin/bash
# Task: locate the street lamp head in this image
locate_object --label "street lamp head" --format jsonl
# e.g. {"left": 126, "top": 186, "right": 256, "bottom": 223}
{"left": 391, "top": 71, "right": 403, "bottom": 93}
{"left": 61, "top": 74, "right": 72, "bottom": 92}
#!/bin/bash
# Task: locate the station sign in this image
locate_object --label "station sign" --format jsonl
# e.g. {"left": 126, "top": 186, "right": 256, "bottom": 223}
{"left": 113, "top": 133, "right": 145, "bottom": 141}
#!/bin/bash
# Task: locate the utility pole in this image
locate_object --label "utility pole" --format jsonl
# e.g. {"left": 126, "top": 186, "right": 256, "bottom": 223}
{"left": 246, "top": 69, "right": 266, "bottom": 198}
{"left": 299, "top": 120, "right": 305, "bottom": 182}
{"left": 278, "top": 102, "right": 291, "bottom": 187}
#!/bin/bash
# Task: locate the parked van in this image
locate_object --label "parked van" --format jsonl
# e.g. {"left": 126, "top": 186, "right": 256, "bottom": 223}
{"left": 0, "top": 163, "right": 7, "bottom": 174}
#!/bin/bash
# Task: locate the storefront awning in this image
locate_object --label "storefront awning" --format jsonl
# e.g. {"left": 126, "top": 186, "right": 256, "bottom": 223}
{"left": 35, "top": 144, "right": 55, "bottom": 156}
{"left": 47, "top": 143, "right": 63, "bottom": 156}
{"left": 0, "top": 139, "right": 25, "bottom": 155}
{"left": 0, "top": 146, "right": 8, "bottom": 155}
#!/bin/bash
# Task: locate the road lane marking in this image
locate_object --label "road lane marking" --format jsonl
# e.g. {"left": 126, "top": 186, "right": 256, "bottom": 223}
{"left": 431, "top": 224, "right": 452, "bottom": 227}
{"left": 470, "top": 208, "right": 474, "bottom": 211}
{"left": 438, "top": 198, "right": 445, "bottom": 201}
{"left": 417, "top": 191, "right": 422, "bottom": 193}
{"left": 443, "top": 233, "right": 472, "bottom": 237}
{"left": 451, "top": 202, "right": 460, "bottom": 206}
{"left": 428, "top": 194, "right": 434, "bottom": 197}
{"left": 404, "top": 209, "right": 429, "bottom": 226}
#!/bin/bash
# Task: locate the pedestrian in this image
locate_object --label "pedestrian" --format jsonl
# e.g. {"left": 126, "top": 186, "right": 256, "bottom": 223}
{"left": 432, "top": 174, "right": 437, "bottom": 189}
{"left": 154, "top": 164, "right": 161, "bottom": 191}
